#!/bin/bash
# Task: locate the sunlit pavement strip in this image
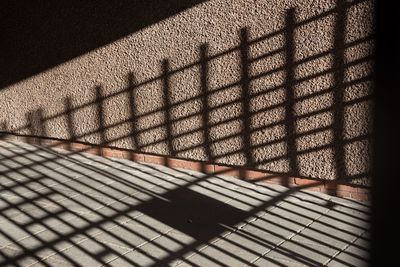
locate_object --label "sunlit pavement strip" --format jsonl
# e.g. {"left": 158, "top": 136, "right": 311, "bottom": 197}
{"left": 0, "top": 140, "right": 370, "bottom": 267}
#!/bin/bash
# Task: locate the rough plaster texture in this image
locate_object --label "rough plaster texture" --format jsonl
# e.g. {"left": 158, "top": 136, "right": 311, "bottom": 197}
{"left": 0, "top": 0, "right": 374, "bottom": 185}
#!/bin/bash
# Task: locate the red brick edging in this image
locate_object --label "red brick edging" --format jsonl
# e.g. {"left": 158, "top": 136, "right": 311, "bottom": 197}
{"left": 1, "top": 134, "right": 370, "bottom": 201}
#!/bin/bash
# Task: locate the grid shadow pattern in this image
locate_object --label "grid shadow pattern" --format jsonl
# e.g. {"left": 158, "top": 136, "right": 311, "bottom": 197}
{"left": 0, "top": 140, "right": 370, "bottom": 266}
{"left": 1, "top": 0, "right": 374, "bottom": 189}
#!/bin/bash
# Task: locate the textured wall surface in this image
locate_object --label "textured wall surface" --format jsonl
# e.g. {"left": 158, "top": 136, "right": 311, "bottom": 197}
{"left": 0, "top": 0, "right": 374, "bottom": 185}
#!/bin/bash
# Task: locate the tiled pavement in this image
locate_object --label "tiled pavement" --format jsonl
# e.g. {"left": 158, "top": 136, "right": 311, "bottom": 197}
{"left": 0, "top": 140, "right": 370, "bottom": 266}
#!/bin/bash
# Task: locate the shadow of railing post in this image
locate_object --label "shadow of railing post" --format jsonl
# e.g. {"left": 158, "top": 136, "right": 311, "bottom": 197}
{"left": 0, "top": 1, "right": 376, "bottom": 261}
{"left": 64, "top": 97, "right": 77, "bottom": 151}
{"left": 1, "top": 0, "right": 374, "bottom": 193}
{"left": 128, "top": 72, "right": 140, "bottom": 149}
{"left": 283, "top": 8, "right": 298, "bottom": 187}
{"left": 0, "top": 121, "right": 8, "bottom": 137}
{"left": 239, "top": 28, "right": 254, "bottom": 174}
{"left": 95, "top": 85, "right": 107, "bottom": 155}
{"left": 162, "top": 59, "right": 175, "bottom": 166}
{"left": 26, "top": 108, "right": 47, "bottom": 145}
{"left": 199, "top": 43, "right": 215, "bottom": 171}
{"left": 332, "top": 0, "right": 347, "bottom": 186}
{"left": 128, "top": 72, "right": 141, "bottom": 159}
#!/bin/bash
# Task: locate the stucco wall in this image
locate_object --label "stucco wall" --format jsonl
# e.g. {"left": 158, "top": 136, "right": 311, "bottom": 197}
{"left": 0, "top": 0, "right": 374, "bottom": 185}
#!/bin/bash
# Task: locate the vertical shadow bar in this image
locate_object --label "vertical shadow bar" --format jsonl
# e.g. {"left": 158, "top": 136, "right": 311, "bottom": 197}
{"left": 26, "top": 109, "right": 47, "bottom": 145}
{"left": 0, "top": 121, "right": 7, "bottom": 136}
{"left": 128, "top": 73, "right": 141, "bottom": 151}
{"left": 162, "top": 59, "right": 174, "bottom": 165}
{"left": 282, "top": 8, "right": 299, "bottom": 186}
{"left": 37, "top": 109, "right": 47, "bottom": 145}
{"left": 199, "top": 44, "right": 215, "bottom": 167}
{"left": 26, "top": 111, "right": 35, "bottom": 143}
{"left": 332, "top": 0, "right": 347, "bottom": 183}
{"left": 239, "top": 28, "right": 254, "bottom": 173}
{"left": 283, "top": 8, "right": 298, "bottom": 186}
{"left": 64, "top": 97, "right": 76, "bottom": 151}
{"left": 95, "top": 85, "right": 106, "bottom": 154}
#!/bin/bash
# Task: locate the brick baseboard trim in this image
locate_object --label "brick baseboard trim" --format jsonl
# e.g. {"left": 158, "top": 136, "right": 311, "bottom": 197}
{"left": 1, "top": 133, "right": 370, "bottom": 201}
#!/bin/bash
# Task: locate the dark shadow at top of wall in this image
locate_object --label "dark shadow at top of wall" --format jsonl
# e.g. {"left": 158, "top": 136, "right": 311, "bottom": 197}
{"left": 0, "top": 0, "right": 205, "bottom": 89}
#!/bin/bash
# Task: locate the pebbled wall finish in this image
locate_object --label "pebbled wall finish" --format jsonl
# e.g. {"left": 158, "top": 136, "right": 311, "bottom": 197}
{"left": 0, "top": 0, "right": 374, "bottom": 185}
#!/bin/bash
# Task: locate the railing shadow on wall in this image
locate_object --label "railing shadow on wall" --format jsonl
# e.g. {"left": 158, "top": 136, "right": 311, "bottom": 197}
{"left": 0, "top": 0, "right": 373, "bottom": 264}
{"left": 1, "top": 0, "right": 374, "bottom": 190}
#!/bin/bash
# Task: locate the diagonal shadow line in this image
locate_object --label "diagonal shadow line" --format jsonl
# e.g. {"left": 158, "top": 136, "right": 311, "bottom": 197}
{"left": 0, "top": 0, "right": 207, "bottom": 89}
{"left": 2, "top": 140, "right": 370, "bottom": 243}
{"left": 0, "top": 148, "right": 206, "bottom": 266}
{"left": 0, "top": 79, "right": 373, "bottom": 183}
{"left": 3, "top": 26, "right": 373, "bottom": 137}
{"left": 36, "top": 142, "right": 371, "bottom": 260}
{"left": 0, "top": 141, "right": 368, "bottom": 266}
{"left": 126, "top": 160, "right": 370, "bottom": 252}
{"left": 0, "top": 128, "right": 370, "bottom": 220}
{"left": 2, "top": 129, "right": 368, "bottom": 194}
{"left": 2, "top": 138, "right": 368, "bottom": 239}
{"left": 0, "top": 144, "right": 273, "bottom": 266}
{"left": 1, "top": 50, "right": 373, "bottom": 174}
{"left": 1, "top": 0, "right": 374, "bottom": 264}
{"left": 0, "top": 163, "right": 152, "bottom": 266}
{"left": 2, "top": 141, "right": 273, "bottom": 266}
{"left": 3, "top": 140, "right": 370, "bottom": 266}
{"left": 4, "top": 57, "right": 372, "bottom": 162}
